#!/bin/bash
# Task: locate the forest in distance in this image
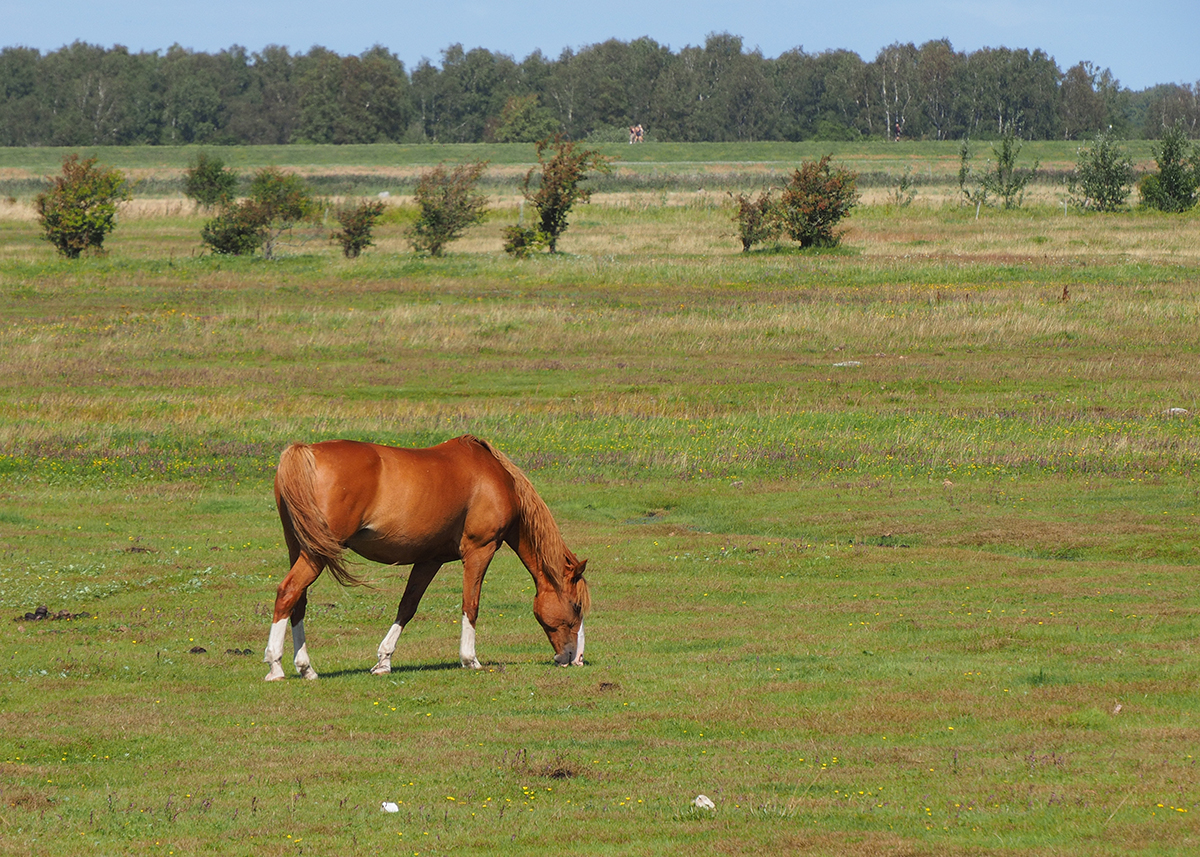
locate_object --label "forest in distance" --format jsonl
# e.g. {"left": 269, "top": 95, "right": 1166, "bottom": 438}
{"left": 0, "top": 34, "right": 1197, "bottom": 149}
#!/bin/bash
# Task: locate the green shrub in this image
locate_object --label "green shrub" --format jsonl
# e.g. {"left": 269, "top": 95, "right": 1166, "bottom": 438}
{"left": 409, "top": 161, "right": 489, "bottom": 257}
{"left": 979, "top": 129, "right": 1039, "bottom": 210}
{"left": 182, "top": 152, "right": 238, "bottom": 209}
{"left": 199, "top": 202, "right": 269, "bottom": 255}
{"left": 501, "top": 225, "right": 548, "bottom": 258}
{"left": 958, "top": 129, "right": 1038, "bottom": 211}
{"left": 1069, "top": 131, "right": 1134, "bottom": 211}
{"left": 520, "top": 136, "right": 612, "bottom": 253}
{"left": 957, "top": 139, "right": 989, "bottom": 211}
{"left": 1138, "top": 121, "right": 1200, "bottom": 212}
{"left": 889, "top": 166, "right": 917, "bottom": 208}
{"left": 248, "top": 168, "right": 318, "bottom": 258}
{"left": 34, "top": 154, "right": 131, "bottom": 258}
{"left": 200, "top": 167, "right": 317, "bottom": 258}
{"left": 777, "top": 156, "right": 859, "bottom": 248}
{"left": 729, "top": 189, "right": 780, "bottom": 252}
{"left": 331, "top": 198, "right": 387, "bottom": 258}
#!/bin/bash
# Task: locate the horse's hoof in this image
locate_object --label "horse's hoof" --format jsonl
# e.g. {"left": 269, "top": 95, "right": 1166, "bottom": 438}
{"left": 461, "top": 658, "right": 482, "bottom": 670}
{"left": 370, "top": 663, "right": 391, "bottom": 675}
{"left": 297, "top": 666, "right": 319, "bottom": 680}
{"left": 264, "top": 669, "right": 285, "bottom": 681}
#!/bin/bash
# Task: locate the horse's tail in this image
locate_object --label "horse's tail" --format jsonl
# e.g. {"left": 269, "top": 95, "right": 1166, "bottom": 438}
{"left": 275, "top": 443, "right": 367, "bottom": 588}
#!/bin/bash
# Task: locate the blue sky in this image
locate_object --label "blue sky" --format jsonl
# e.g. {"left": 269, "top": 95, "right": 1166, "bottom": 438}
{"left": 1, "top": 0, "right": 1194, "bottom": 91}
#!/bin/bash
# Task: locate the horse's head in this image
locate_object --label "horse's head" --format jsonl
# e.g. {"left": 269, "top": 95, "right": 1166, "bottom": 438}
{"left": 534, "top": 556, "right": 590, "bottom": 666}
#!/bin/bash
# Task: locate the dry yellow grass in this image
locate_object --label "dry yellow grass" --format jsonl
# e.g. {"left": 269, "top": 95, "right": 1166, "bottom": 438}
{"left": 3, "top": 176, "right": 1198, "bottom": 266}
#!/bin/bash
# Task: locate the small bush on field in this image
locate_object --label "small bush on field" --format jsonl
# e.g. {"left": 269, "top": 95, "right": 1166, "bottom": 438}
{"left": 729, "top": 188, "right": 781, "bottom": 252}
{"left": 200, "top": 167, "right": 317, "bottom": 258}
{"left": 981, "top": 130, "right": 1039, "bottom": 210}
{"left": 955, "top": 128, "right": 1032, "bottom": 212}
{"left": 1069, "top": 131, "right": 1134, "bottom": 211}
{"left": 517, "top": 136, "right": 613, "bottom": 254}
{"left": 200, "top": 203, "right": 269, "bottom": 255}
{"left": 959, "top": 129, "right": 1039, "bottom": 211}
{"left": 183, "top": 152, "right": 238, "bottom": 209}
{"left": 777, "top": 156, "right": 859, "bottom": 248}
{"left": 890, "top": 166, "right": 917, "bottom": 208}
{"left": 409, "top": 161, "right": 489, "bottom": 257}
{"left": 502, "top": 225, "right": 549, "bottom": 258}
{"left": 35, "top": 154, "right": 131, "bottom": 258}
{"left": 957, "top": 139, "right": 989, "bottom": 211}
{"left": 1138, "top": 121, "right": 1200, "bottom": 212}
{"left": 249, "top": 168, "right": 318, "bottom": 259}
{"left": 331, "top": 198, "right": 387, "bottom": 258}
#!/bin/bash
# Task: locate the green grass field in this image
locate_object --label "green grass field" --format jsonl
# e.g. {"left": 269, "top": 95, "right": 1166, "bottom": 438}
{"left": 1, "top": 146, "right": 1199, "bottom": 855}
{"left": 0, "top": 139, "right": 1163, "bottom": 198}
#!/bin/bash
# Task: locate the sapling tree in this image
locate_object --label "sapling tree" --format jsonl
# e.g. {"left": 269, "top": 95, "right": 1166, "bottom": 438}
{"left": 1138, "top": 120, "right": 1200, "bottom": 212}
{"left": 777, "top": 156, "right": 859, "bottom": 248}
{"left": 958, "top": 139, "right": 989, "bottom": 213}
{"left": 729, "top": 188, "right": 780, "bottom": 252}
{"left": 249, "top": 167, "right": 319, "bottom": 259}
{"left": 978, "top": 128, "right": 1039, "bottom": 210}
{"left": 1069, "top": 130, "right": 1134, "bottom": 211}
{"left": 889, "top": 166, "right": 917, "bottom": 208}
{"left": 200, "top": 166, "right": 317, "bottom": 258}
{"left": 332, "top": 198, "right": 387, "bottom": 258}
{"left": 200, "top": 204, "right": 269, "bottom": 256}
{"left": 409, "top": 161, "right": 489, "bottom": 256}
{"left": 516, "top": 136, "right": 612, "bottom": 254}
{"left": 183, "top": 151, "right": 238, "bottom": 209}
{"left": 35, "top": 154, "right": 131, "bottom": 258}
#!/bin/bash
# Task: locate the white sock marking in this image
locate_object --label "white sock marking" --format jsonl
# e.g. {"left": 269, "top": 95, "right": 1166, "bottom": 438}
{"left": 265, "top": 618, "right": 288, "bottom": 663}
{"left": 291, "top": 619, "right": 318, "bottom": 679}
{"left": 371, "top": 622, "right": 404, "bottom": 675}
{"left": 292, "top": 619, "right": 306, "bottom": 660}
{"left": 460, "top": 613, "right": 480, "bottom": 668}
{"left": 264, "top": 618, "right": 289, "bottom": 681}
{"left": 378, "top": 623, "right": 403, "bottom": 657}
{"left": 573, "top": 621, "right": 585, "bottom": 666}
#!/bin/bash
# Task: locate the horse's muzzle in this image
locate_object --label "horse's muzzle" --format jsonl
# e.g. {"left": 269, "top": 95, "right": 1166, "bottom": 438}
{"left": 554, "top": 623, "right": 585, "bottom": 666}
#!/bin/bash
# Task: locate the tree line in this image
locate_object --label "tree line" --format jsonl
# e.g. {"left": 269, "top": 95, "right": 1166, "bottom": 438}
{"left": 1, "top": 34, "right": 1197, "bottom": 147}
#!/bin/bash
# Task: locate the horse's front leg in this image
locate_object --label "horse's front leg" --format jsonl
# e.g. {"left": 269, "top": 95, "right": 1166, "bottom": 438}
{"left": 459, "top": 546, "right": 499, "bottom": 670}
{"left": 265, "top": 556, "right": 322, "bottom": 681}
{"left": 371, "top": 561, "right": 441, "bottom": 675}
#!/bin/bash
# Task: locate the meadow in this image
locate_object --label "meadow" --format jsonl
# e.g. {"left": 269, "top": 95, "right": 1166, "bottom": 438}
{"left": 1, "top": 143, "right": 1199, "bottom": 855}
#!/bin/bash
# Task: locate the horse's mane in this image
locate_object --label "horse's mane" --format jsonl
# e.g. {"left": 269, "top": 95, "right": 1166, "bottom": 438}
{"left": 472, "top": 437, "right": 587, "bottom": 611}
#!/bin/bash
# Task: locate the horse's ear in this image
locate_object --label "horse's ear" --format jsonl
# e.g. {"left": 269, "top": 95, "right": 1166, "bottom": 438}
{"left": 572, "top": 558, "right": 588, "bottom": 581}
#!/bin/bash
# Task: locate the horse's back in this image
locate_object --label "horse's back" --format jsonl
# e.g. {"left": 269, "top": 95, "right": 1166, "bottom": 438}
{"left": 303, "top": 437, "right": 518, "bottom": 564}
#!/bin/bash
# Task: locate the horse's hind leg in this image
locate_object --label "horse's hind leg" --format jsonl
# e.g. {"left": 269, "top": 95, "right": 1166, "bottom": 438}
{"left": 371, "top": 560, "right": 441, "bottom": 675}
{"left": 265, "top": 554, "right": 323, "bottom": 681}
{"left": 290, "top": 591, "right": 318, "bottom": 680}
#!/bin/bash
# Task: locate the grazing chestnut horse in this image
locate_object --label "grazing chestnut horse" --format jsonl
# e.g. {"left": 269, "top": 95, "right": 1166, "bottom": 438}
{"left": 264, "top": 435, "right": 590, "bottom": 680}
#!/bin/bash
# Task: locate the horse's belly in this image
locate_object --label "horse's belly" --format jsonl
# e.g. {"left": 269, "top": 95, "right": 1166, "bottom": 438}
{"left": 346, "top": 529, "right": 460, "bottom": 567}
